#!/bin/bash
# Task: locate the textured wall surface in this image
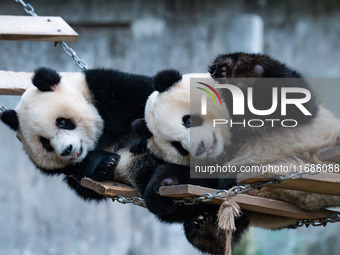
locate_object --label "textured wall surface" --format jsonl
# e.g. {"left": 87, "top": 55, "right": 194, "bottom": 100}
{"left": 1, "top": 0, "right": 340, "bottom": 255}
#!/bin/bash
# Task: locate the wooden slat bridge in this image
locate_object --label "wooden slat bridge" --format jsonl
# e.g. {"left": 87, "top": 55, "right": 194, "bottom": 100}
{"left": 1, "top": 16, "right": 340, "bottom": 222}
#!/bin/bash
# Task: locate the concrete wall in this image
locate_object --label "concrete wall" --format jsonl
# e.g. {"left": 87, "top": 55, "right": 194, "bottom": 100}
{"left": 1, "top": 1, "right": 340, "bottom": 255}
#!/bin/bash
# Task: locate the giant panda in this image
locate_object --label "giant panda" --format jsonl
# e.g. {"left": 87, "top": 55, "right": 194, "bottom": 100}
{"left": 131, "top": 52, "right": 340, "bottom": 254}
{"left": 0, "top": 67, "right": 157, "bottom": 200}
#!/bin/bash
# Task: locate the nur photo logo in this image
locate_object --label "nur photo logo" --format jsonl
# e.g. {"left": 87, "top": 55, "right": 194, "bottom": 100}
{"left": 196, "top": 82, "right": 223, "bottom": 115}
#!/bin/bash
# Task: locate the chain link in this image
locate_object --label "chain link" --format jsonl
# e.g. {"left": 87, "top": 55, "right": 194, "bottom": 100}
{"left": 111, "top": 196, "right": 146, "bottom": 206}
{"left": 59, "top": 42, "right": 88, "bottom": 70}
{"left": 14, "top": 0, "right": 88, "bottom": 70}
{"left": 292, "top": 213, "right": 340, "bottom": 228}
{"left": 15, "top": 0, "right": 37, "bottom": 16}
{"left": 0, "top": 106, "right": 7, "bottom": 112}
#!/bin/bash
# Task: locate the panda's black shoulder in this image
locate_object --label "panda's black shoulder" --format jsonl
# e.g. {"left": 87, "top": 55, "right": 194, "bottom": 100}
{"left": 83, "top": 69, "right": 153, "bottom": 93}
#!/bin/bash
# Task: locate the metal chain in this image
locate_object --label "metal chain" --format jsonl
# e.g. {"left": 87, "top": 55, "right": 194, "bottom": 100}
{"left": 172, "top": 168, "right": 323, "bottom": 206}
{"left": 14, "top": 0, "right": 37, "bottom": 16}
{"left": 58, "top": 42, "right": 88, "bottom": 70}
{"left": 14, "top": 0, "right": 88, "bottom": 70}
{"left": 292, "top": 213, "right": 340, "bottom": 228}
{"left": 0, "top": 106, "right": 7, "bottom": 112}
{"left": 111, "top": 195, "right": 146, "bottom": 206}
{"left": 109, "top": 168, "right": 340, "bottom": 228}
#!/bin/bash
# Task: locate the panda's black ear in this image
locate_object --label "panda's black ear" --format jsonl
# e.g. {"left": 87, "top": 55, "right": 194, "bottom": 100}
{"left": 0, "top": 110, "right": 19, "bottom": 131}
{"left": 131, "top": 118, "right": 152, "bottom": 139}
{"left": 32, "top": 67, "right": 61, "bottom": 92}
{"left": 153, "top": 69, "right": 182, "bottom": 93}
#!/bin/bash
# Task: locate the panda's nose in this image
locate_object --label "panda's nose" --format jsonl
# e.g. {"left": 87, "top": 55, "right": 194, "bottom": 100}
{"left": 61, "top": 144, "right": 73, "bottom": 156}
{"left": 195, "top": 141, "right": 205, "bottom": 157}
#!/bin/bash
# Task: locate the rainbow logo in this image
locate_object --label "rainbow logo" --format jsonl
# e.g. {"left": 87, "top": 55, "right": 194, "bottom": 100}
{"left": 196, "top": 82, "right": 223, "bottom": 106}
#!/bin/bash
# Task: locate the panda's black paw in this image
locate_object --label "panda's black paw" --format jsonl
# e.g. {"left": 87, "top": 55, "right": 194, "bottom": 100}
{"left": 143, "top": 165, "right": 198, "bottom": 222}
{"left": 184, "top": 210, "right": 250, "bottom": 254}
{"left": 83, "top": 151, "right": 120, "bottom": 181}
{"left": 144, "top": 176, "right": 183, "bottom": 222}
{"left": 184, "top": 211, "right": 226, "bottom": 255}
{"left": 209, "top": 53, "right": 264, "bottom": 81}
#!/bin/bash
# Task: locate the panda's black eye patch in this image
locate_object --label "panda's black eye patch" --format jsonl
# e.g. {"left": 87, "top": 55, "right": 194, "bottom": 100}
{"left": 56, "top": 118, "right": 76, "bottom": 130}
{"left": 182, "top": 115, "right": 203, "bottom": 128}
{"left": 39, "top": 137, "right": 54, "bottom": 152}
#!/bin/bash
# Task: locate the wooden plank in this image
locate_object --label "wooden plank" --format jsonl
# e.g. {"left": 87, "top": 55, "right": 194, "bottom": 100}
{"left": 159, "top": 184, "right": 338, "bottom": 220}
{"left": 81, "top": 179, "right": 338, "bottom": 219}
{"left": 81, "top": 178, "right": 139, "bottom": 197}
{"left": 0, "top": 15, "right": 78, "bottom": 42}
{"left": 0, "top": 71, "right": 79, "bottom": 95}
{"left": 0, "top": 71, "right": 32, "bottom": 95}
{"left": 319, "top": 145, "right": 340, "bottom": 162}
{"left": 237, "top": 171, "right": 340, "bottom": 196}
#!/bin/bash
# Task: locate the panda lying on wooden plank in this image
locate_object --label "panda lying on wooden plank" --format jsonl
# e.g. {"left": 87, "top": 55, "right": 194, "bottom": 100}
{"left": 131, "top": 52, "right": 340, "bottom": 253}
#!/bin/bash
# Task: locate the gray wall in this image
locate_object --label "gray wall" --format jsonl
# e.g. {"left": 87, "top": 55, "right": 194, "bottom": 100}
{"left": 1, "top": 1, "right": 340, "bottom": 255}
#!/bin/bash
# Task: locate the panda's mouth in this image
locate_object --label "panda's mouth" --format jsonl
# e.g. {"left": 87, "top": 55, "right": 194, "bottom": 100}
{"left": 71, "top": 146, "right": 83, "bottom": 160}
{"left": 207, "top": 134, "right": 217, "bottom": 155}
{"left": 195, "top": 133, "right": 218, "bottom": 158}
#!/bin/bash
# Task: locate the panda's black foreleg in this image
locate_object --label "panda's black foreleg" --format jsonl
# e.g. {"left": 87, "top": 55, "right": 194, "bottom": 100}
{"left": 209, "top": 52, "right": 318, "bottom": 125}
{"left": 62, "top": 150, "right": 120, "bottom": 200}
{"left": 142, "top": 163, "right": 218, "bottom": 222}
{"left": 184, "top": 209, "right": 250, "bottom": 254}
{"left": 81, "top": 150, "right": 120, "bottom": 181}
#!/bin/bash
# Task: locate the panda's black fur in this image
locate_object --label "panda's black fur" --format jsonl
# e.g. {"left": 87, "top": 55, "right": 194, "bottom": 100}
{"left": 131, "top": 52, "right": 320, "bottom": 254}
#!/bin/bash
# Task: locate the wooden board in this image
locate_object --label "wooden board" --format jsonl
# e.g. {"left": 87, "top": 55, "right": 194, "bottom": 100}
{"left": 237, "top": 171, "right": 340, "bottom": 196}
{"left": 0, "top": 16, "right": 78, "bottom": 42}
{"left": 81, "top": 178, "right": 139, "bottom": 197}
{"left": 80, "top": 179, "right": 337, "bottom": 220}
{"left": 159, "top": 184, "right": 338, "bottom": 220}
{"left": 319, "top": 145, "right": 340, "bottom": 162}
{"left": 0, "top": 71, "right": 79, "bottom": 95}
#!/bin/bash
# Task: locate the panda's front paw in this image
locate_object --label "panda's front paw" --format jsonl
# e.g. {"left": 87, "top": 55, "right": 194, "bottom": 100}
{"left": 83, "top": 151, "right": 120, "bottom": 181}
{"left": 144, "top": 176, "right": 181, "bottom": 222}
{"left": 143, "top": 164, "right": 198, "bottom": 222}
{"left": 184, "top": 210, "right": 250, "bottom": 254}
{"left": 209, "top": 53, "right": 264, "bottom": 80}
{"left": 184, "top": 210, "right": 226, "bottom": 254}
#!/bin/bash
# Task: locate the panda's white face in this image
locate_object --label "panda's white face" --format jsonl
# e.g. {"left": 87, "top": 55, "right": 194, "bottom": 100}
{"left": 15, "top": 73, "right": 104, "bottom": 170}
{"left": 145, "top": 73, "right": 230, "bottom": 165}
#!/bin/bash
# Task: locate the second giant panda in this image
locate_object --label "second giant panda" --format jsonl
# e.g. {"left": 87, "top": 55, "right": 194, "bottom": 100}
{"left": 131, "top": 52, "right": 340, "bottom": 253}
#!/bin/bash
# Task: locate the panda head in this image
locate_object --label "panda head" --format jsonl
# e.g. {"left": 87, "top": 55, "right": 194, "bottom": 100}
{"left": 0, "top": 67, "right": 104, "bottom": 171}
{"left": 135, "top": 69, "right": 231, "bottom": 165}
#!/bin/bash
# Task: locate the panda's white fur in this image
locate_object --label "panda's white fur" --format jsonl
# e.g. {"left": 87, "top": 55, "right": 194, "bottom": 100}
{"left": 16, "top": 73, "right": 104, "bottom": 170}
{"left": 144, "top": 72, "right": 340, "bottom": 230}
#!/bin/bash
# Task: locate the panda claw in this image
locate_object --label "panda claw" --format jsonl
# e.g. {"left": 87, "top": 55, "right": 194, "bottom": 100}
{"left": 197, "top": 215, "right": 204, "bottom": 221}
